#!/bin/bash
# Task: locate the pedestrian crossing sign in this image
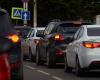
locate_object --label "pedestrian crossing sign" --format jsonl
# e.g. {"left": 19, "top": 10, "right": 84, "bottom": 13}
{"left": 11, "top": 7, "right": 23, "bottom": 19}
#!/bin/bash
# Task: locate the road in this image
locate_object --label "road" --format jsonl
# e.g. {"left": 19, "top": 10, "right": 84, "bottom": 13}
{"left": 24, "top": 61, "right": 100, "bottom": 80}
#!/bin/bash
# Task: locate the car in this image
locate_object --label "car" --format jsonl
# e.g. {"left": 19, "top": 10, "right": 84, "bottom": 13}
{"left": 36, "top": 20, "right": 88, "bottom": 68}
{"left": 14, "top": 26, "right": 31, "bottom": 59}
{"left": 0, "top": 8, "right": 23, "bottom": 80}
{"left": 26, "top": 27, "right": 45, "bottom": 61}
{"left": 65, "top": 25, "right": 100, "bottom": 76}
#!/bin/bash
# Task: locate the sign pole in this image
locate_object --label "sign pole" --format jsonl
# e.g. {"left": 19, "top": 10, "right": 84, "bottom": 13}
{"left": 23, "top": 2, "right": 28, "bottom": 26}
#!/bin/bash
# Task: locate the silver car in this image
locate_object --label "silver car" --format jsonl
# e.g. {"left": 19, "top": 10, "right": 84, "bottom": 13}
{"left": 28, "top": 27, "right": 45, "bottom": 61}
{"left": 65, "top": 25, "right": 100, "bottom": 76}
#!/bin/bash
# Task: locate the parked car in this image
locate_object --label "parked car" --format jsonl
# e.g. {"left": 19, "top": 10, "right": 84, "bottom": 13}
{"left": 36, "top": 20, "right": 89, "bottom": 68}
{"left": 65, "top": 25, "right": 100, "bottom": 76}
{"left": 26, "top": 27, "right": 45, "bottom": 61}
{"left": 0, "top": 8, "right": 23, "bottom": 80}
{"left": 14, "top": 26, "right": 31, "bottom": 60}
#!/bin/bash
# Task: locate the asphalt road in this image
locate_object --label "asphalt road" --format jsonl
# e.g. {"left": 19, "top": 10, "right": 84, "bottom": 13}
{"left": 24, "top": 61, "right": 100, "bottom": 80}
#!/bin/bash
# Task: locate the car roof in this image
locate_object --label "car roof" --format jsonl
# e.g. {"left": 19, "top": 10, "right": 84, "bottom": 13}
{"left": 83, "top": 25, "right": 100, "bottom": 28}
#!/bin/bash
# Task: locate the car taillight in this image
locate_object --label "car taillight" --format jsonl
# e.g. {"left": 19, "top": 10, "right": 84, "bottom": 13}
{"left": 54, "top": 34, "right": 64, "bottom": 41}
{"left": 0, "top": 53, "right": 11, "bottom": 80}
{"left": 82, "top": 41, "right": 100, "bottom": 48}
{"left": 34, "top": 39, "right": 39, "bottom": 44}
{"left": 7, "top": 34, "right": 20, "bottom": 43}
{"left": 56, "top": 49, "right": 64, "bottom": 57}
{"left": 10, "top": 61, "right": 20, "bottom": 69}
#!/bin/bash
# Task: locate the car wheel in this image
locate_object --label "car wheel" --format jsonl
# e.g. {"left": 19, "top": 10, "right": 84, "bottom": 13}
{"left": 36, "top": 48, "right": 44, "bottom": 65}
{"left": 46, "top": 50, "right": 56, "bottom": 68}
{"left": 64, "top": 55, "right": 72, "bottom": 73}
{"left": 75, "top": 56, "right": 84, "bottom": 76}
{"left": 29, "top": 48, "right": 34, "bottom": 62}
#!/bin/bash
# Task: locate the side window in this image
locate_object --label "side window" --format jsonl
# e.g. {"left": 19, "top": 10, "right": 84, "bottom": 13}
{"left": 30, "top": 29, "right": 35, "bottom": 37}
{"left": 48, "top": 23, "right": 55, "bottom": 34}
{"left": 44, "top": 23, "right": 55, "bottom": 35}
{"left": 27, "top": 29, "right": 33, "bottom": 38}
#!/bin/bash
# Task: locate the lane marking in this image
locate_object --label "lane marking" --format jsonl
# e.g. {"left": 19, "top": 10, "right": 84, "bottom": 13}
{"left": 37, "top": 70, "right": 50, "bottom": 76}
{"left": 52, "top": 76, "right": 63, "bottom": 80}
{"left": 24, "top": 65, "right": 36, "bottom": 70}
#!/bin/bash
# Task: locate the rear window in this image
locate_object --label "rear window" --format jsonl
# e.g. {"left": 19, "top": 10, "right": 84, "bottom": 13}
{"left": 87, "top": 27, "right": 100, "bottom": 36}
{"left": 14, "top": 27, "right": 31, "bottom": 38}
{"left": 36, "top": 30, "right": 44, "bottom": 37}
{"left": 57, "top": 23, "right": 79, "bottom": 34}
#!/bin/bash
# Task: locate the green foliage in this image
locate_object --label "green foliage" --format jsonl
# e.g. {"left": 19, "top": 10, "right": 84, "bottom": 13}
{"left": 1, "top": 0, "right": 100, "bottom": 26}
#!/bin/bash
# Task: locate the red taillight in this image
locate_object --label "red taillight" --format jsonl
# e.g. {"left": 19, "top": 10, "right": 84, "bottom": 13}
{"left": 54, "top": 34, "right": 64, "bottom": 41}
{"left": 10, "top": 61, "right": 20, "bottom": 69}
{"left": 7, "top": 34, "right": 20, "bottom": 43}
{"left": 83, "top": 41, "right": 100, "bottom": 48}
{"left": 56, "top": 50, "right": 64, "bottom": 57}
{"left": 34, "top": 39, "right": 39, "bottom": 45}
{"left": 0, "top": 54, "right": 11, "bottom": 80}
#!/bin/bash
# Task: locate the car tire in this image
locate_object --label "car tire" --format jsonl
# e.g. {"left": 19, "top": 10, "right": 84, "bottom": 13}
{"left": 75, "top": 56, "right": 84, "bottom": 76}
{"left": 36, "top": 48, "right": 44, "bottom": 65}
{"left": 46, "top": 50, "right": 56, "bottom": 68}
{"left": 64, "top": 55, "right": 72, "bottom": 73}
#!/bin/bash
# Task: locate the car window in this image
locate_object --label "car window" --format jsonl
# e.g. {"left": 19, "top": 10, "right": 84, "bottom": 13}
{"left": 36, "top": 30, "right": 44, "bottom": 37}
{"left": 44, "top": 23, "right": 55, "bottom": 35}
{"left": 30, "top": 29, "right": 35, "bottom": 37}
{"left": 15, "top": 27, "right": 31, "bottom": 39}
{"left": 87, "top": 27, "right": 100, "bottom": 36}
{"left": 57, "top": 23, "right": 79, "bottom": 34}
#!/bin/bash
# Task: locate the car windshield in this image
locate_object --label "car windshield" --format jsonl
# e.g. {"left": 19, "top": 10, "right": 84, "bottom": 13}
{"left": 87, "top": 27, "right": 100, "bottom": 36}
{"left": 57, "top": 23, "right": 79, "bottom": 34}
{"left": 36, "top": 30, "right": 44, "bottom": 37}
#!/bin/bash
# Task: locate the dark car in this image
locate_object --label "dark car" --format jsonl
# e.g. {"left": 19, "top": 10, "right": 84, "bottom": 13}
{"left": 0, "top": 8, "right": 23, "bottom": 80}
{"left": 36, "top": 20, "right": 91, "bottom": 68}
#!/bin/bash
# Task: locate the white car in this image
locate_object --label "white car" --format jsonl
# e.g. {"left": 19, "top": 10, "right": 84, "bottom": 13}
{"left": 65, "top": 25, "right": 100, "bottom": 76}
{"left": 28, "top": 27, "right": 45, "bottom": 61}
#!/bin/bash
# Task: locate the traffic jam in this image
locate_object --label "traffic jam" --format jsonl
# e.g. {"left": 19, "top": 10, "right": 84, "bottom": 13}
{"left": 1, "top": 0, "right": 100, "bottom": 80}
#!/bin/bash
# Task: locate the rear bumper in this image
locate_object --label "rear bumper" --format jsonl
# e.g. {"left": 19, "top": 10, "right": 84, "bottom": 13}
{"left": 54, "top": 44, "right": 67, "bottom": 63}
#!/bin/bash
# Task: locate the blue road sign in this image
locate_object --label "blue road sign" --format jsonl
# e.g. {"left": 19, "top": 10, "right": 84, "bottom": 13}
{"left": 11, "top": 7, "right": 23, "bottom": 19}
{"left": 21, "top": 11, "right": 30, "bottom": 20}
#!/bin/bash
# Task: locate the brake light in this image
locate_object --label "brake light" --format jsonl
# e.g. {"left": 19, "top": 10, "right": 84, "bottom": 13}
{"left": 83, "top": 41, "right": 100, "bottom": 48}
{"left": 34, "top": 39, "right": 39, "bottom": 44}
{"left": 0, "top": 54, "right": 11, "bottom": 80}
{"left": 54, "top": 34, "right": 64, "bottom": 41}
{"left": 8, "top": 34, "right": 20, "bottom": 43}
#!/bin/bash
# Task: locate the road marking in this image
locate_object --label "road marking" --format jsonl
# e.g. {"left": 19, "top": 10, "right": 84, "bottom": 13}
{"left": 52, "top": 76, "right": 63, "bottom": 80}
{"left": 37, "top": 70, "right": 50, "bottom": 76}
{"left": 24, "top": 65, "right": 36, "bottom": 70}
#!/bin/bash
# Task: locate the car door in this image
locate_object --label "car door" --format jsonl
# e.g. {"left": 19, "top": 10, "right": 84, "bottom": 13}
{"left": 69, "top": 27, "right": 84, "bottom": 67}
{"left": 29, "top": 29, "right": 36, "bottom": 55}
{"left": 67, "top": 28, "right": 81, "bottom": 67}
{"left": 39, "top": 23, "right": 55, "bottom": 60}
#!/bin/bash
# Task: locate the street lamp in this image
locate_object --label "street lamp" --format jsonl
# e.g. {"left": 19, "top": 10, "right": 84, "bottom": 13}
{"left": 33, "top": 0, "right": 37, "bottom": 28}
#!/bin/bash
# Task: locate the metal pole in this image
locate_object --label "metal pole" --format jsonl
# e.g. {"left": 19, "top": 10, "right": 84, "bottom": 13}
{"left": 33, "top": 0, "right": 37, "bottom": 28}
{"left": 23, "top": 2, "right": 28, "bottom": 26}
